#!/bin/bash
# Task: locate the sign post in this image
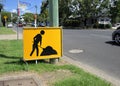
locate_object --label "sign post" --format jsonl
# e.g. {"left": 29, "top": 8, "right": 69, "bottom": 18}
{"left": 23, "top": 27, "right": 62, "bottom": 61}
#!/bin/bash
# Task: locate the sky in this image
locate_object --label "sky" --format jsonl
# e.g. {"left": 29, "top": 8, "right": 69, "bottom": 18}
{"left": 2, "top": 0, "right": 43, "bottom": 15}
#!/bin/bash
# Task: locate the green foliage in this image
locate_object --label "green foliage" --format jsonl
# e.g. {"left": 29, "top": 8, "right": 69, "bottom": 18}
{"left": 110, "top": 0, "right": 120, "bottom": 24}
{"left": 12, "top": 13, "right": 17, "bottom": 23}
{"left": 98, "top": 24, "right": 112, "bottom": 29}
{"left": 93, "top": 23, "right": 98, "bottom": 28}
{"left": 105, "top": 24, "right": 112, "bottom": 28}
{"left": 63, "top": 19, "right": 81, "bottom": 27}
{"left": 39, "top": 0, "right": 111, "bottom": 27}
{"left": 1, "top": 11, "right": 11, "bottom": 22}
{"left": 23, "top": 13, "right": 34, "bottom": 23}
{"left": 39, "top": 0, "right": 49, "bottom": 23}
{"left": 39, "top": 9, "right": 48, "bottom": 22}
{"left": 59, "top": 0, "right": 72, "bottom": 25}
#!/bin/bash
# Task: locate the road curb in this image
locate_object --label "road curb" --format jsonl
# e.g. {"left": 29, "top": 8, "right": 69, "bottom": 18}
{"left": 63, "top": 55, "right": 120, "bottom": 86}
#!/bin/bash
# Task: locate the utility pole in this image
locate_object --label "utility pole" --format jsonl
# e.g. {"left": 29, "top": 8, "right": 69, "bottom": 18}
{"left": 49, "top": 0, "right": 59, "bottom": 63}
{"left": 34, "top": 5, "right": 37, "bottom": 28}
{"left": 17, "top": 0, "right": 19, "bottom": 39}
{"left": 49, "top": 0, "right": 59, "bottom": 27}
{"left": 0, "top": 0, "right": 3, "bottom": 26}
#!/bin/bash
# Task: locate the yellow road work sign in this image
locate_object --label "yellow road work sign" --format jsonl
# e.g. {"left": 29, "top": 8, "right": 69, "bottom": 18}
{"left": 23, "top": 27, "right": 62, "bottom": 61}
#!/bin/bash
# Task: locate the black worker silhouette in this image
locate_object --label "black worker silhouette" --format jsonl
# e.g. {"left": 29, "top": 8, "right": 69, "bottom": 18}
{"left": 30, "top": 30, "right": 45, "bottom": 56}
{"left": 40, "top": 46, "right": 57, "bottom": 56}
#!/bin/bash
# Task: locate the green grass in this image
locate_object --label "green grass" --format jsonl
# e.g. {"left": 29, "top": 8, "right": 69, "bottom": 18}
{"left": 0, "top": 27, "right": 16, "bottom": 34}
{"left": 0, "top": 40, "right": 111, "bottom": 86}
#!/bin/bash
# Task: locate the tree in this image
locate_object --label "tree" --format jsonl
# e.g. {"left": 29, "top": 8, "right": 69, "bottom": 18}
{"left": 23, "top": 13, "right": 34, "bottom": 23}
{"left": 0, "top": 3, "right": 3, "bottom": 26}
{"left": 1, "top": 11, "right": 11, "bottom": 22}
{"left": 40, "top": 0, "right": 72, "bottom": 26}
{"left": 39, "top": 0, "right": 49, "bottom": 25}
{"left": 40, "top": 0, "right": 48, "bottom": 14}
{"left": 73, "top": 0, "right": 110, "bottom": 27}
{"left": 59, "top": 0, "right": 72, "bottom": 25}
{"left": 12, "top": 13, "right": 17, "bottom": 23}
{"left": 110, "top": 0, "right": 120, "bottom": 24}
{"left": 39, "top": 0, "right": 110, "bottom": 27}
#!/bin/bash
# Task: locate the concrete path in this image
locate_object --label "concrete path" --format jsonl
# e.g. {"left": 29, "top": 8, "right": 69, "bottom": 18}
{"left": 0, "top": 34, "right": 22, "bottom": 40}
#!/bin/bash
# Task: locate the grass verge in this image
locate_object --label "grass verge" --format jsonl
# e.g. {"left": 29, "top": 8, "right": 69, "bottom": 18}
{"left": 0, "top": 40, "right": 111, "bottom": 86}
{"left": 0, "top": 27, "right": 16, "bottom": 34}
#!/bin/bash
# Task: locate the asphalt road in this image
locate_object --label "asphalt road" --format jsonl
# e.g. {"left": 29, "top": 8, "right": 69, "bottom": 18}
{"left": 13, "top": 25, "right": 23, "bottom": 34}
{"left": 63, "top": 29, "right": 120, "bottom": 80}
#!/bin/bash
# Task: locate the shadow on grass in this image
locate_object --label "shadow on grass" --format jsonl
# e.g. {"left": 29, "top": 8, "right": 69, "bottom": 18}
{"left": 105, "top": 41, "right": 120, "bottom": 47}
{"left": 24, "top": 59, "right": 50, "bottom": 64}
{"left": 0, "top": 54, "right": 22, "bottom": 59}
{"left": 0, "top": 54, "right": 50, "bottom": 66}
{"left": 4, "top": 58, "right": 51, "bottom": 71}
{"left": 4, "top": 57, "right": 50, "bottom": 65}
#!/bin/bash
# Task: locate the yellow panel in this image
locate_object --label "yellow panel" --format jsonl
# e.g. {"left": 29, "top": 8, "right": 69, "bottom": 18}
{"left": 23, "top": 27, "right": 62, "bottom": 61}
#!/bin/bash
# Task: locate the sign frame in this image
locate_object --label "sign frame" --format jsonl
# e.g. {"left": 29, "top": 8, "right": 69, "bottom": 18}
{"left": 23, "top": 27, "right": 63, "bottom": 61}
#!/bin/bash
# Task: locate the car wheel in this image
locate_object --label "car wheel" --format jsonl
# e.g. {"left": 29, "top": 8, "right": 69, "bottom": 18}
{"left": 114, "top": 34, "right": 120, "bottom": 44}
{"left": 117, "top": 27, "right": 120, "bottom": 30}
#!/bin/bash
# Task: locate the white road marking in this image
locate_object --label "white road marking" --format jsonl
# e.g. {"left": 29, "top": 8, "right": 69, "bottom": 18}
{"left": 69, "top": 49, "right": 84, "bottom": 54}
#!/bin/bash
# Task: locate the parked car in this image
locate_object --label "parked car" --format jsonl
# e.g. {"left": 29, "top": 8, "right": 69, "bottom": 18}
{"left": 38, "top": 22, "right": 45, "bottom": 27}
{"left": 17, "top": 23, "right": 23, "bottom": 27}
{"left": 22, "top": 22, "right": 26, "bottom": 26}
{"left": 31, "top": 22, "right": 37, "bottom": 27}
{"left": 7, "top": 22, "right": 13, "bottom": 28}
{"left": 112, "top": 23, "right": 120, "bottom": 30}
{"left": 112, "top": 28, "right": 120, "bottom": 45}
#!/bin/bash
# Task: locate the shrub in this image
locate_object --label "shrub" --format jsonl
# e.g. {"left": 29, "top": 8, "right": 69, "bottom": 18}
{"left": 93, "top": 23, "right": 98, "bottom": 28}
{"left": 63, "top": 19, "right": 81, "bottom": 27}
{"left": 105, "top": 24, "right": 112, "bottom": 28}
{"left": 98, "top": 24, "right": 112, "bottom": 29}
{"left": 98, "top": 24, "right": 105, "bottom": 29}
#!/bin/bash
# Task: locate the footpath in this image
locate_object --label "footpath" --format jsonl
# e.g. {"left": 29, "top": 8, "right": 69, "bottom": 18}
{"left": 0, "top": 34, "right": 22, "bottom": 40}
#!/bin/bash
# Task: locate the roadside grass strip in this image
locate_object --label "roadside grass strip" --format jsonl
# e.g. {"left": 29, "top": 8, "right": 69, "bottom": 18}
{"left": 0, "top": 27, "right": 16, "bottom": 34}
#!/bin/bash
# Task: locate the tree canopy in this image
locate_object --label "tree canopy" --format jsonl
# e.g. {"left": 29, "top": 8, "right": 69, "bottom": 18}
{"left": 110, "top": 0, "right": 120, "bottom": 23}
{"left": 23, "top": 13, "right": 34, "bottom": 23}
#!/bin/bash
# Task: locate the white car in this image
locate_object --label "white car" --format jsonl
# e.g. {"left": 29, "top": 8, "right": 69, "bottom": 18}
{"left": 112, "top": 23, "right": 120, "bottom": 30}
{"left": 7, "top": 23, "right": 13, "bottom": 28}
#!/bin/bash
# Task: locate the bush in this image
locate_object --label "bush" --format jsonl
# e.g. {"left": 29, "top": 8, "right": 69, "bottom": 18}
{"left": 63, "top": 19, "right": 81, "bottom": 27}
{"left": 93, "top": 23, "right": 98, "bottom": 28}
{"left": 93, "top": 22, "right": 112, "bottom": 29}
{"left": 98, "top": 24, "right": 105, "bottom": 29}
{"left": 105, "top": 24, "right": 112, "bottom": 28}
